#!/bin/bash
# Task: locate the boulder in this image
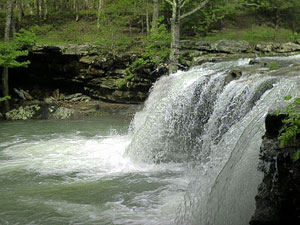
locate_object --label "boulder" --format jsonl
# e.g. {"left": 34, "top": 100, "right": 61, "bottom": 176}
{"left": 211, "top": 40, "right": 251, "bottom": 53}
{"left": 276, "top": 42, "right": 300, "bottom": 53}
{"left": 61, "top": 44, "right": 95, "bottom": 55}
{"left": 224, "top": 69, "right": 243, "bottom": 84}
{"left": 50, "top": 107, "right": 75, "bottom": 119}
{"left": 255, "top": 42, "right": 279, "bottom": 53}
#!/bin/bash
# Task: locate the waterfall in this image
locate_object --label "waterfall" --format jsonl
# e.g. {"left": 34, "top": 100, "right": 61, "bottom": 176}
{"left": 126, "top": 56, "right": 300, "bottom": 225}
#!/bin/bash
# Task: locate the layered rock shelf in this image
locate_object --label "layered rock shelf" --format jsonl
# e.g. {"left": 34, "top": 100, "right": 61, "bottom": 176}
{"left": 5, "top": 40, "right": 300, "bottom": 120}
{"left": 11, "top": 44, "right": 165, "bottom": 104}
{"left": 180, "top": 39, "right": 300, "bottom": 67}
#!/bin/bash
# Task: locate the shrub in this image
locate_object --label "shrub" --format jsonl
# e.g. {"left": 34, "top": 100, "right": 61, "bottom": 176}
{"left": 278, "top": 95, "right": 300, "bottom": 161}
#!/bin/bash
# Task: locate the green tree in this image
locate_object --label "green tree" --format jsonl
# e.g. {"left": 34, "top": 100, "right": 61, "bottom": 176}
{"left": 164, "top": 0, "right": 209, "bottom": 73}
{"left": 1, "top": 29, "right": 36, "bottom": 111}
{"left": 239, "top": 0, "right": 300, "bottom": 30}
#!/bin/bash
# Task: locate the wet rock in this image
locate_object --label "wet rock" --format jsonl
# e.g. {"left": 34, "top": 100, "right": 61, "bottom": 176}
{"left": 64, "top": 93, "right": 91, "bottom": 102}
{"left": 191, "top": 56, "right": 215, "bottom": 66}
{"left": 224, "top": 69, "right": 243, "bottom": 84}
{"left": 249, "top": 59, "right": 268, "bottom": 67}
{"left": 50, "top": 107, "right": 75, "bottom": 119}
{"left": 250, "top": 114, "right": 300, "bottom": 225}
{"left": 14, "top": 88, "right": 33, "bottom": 100}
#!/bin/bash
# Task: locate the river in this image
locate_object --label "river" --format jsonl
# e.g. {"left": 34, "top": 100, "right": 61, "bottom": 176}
{"left": 1, "top": 56, "right": 300, "bottom": 225}
{"left": 0, "top": 117, "right": 189, "bottom": 225}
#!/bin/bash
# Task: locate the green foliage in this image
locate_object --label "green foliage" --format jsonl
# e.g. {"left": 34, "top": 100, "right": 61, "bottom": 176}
{"left": 279, "top": 96, "right": 300, "bottom": 161}
{"left": 125, "top": 19, "right": 170, "bottom": 77}
{"left": 0, "top": 96, "right": 10, "bottom": 102}
{"left": 194, "top": 2, "right": 238, "bottom": 36}
{"left": 269, "top": 62, "right": 281, "bottom": 70}
{"left": 115, "top": 74, "right": 135, "bottom": 89}
{"left": 0, "top": 42, "right": 30, "bottom": 68}
{"left": 127, "top": 57, "right": 153, "bottom": 78}
{"left": 0, "top": 29, "right": 35, "bottom": 69}
{"left": 15, "top": 29, "right": 37, "bottom": 48}
{"left": 145, "top": 21, "right": 170, "bottom": 63}
{"left": 131, "top": 58, "right": 148, "bottom": 68}
{"left": 29, "top": 25, "right": 54, "bottom": 36}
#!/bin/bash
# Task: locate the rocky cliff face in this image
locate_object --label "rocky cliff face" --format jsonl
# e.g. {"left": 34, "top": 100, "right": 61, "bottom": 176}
{"left": 9, "top": 40, "right": 300, "bottom": 105}
{"left": 250, "top": 114, "right": 300, "bottom": 225}
{"left": 10, "top": 44, "right": 166, "bottom": 104}
{"left": 5, "top": 40, "right": 300, "bottom": 121}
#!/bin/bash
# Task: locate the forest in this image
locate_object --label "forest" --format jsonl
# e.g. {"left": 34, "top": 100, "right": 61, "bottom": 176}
{"left": 1, "top": 0, "right": 300, "bottom": 111}
{"left": 1, "top": 0, "right": 300, "bottom": 53}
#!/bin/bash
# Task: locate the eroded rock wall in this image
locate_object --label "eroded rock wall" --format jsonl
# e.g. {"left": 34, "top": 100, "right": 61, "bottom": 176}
{"left": 250, "top": 114, "right": 300, "bottom": 225}
{"left": 10, "top": 45, "right": 165, "bottom": 104}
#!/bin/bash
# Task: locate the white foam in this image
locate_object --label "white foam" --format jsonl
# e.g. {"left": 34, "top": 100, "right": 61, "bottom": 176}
{"left": 0, "top": 133, "right": 185, "bottom": 181}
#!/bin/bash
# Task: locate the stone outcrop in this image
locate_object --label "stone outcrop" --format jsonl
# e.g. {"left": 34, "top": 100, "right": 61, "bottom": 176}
{"left": 250, "top": 114, "right": 300, "bottom": 225}
{"left": 180, "top": 40, "right": 300, "bottom": 67}
{"left": 6, "top": 40, "right": 300, "bottom": 116}
{"left": 4, "top": 93, "right": 140, "bottom": 120}
{"left": 11, "top": 44, "right": 166, "bottom": 104}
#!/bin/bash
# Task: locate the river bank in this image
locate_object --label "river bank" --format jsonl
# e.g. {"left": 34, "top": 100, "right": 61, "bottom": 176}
{"left": 2, "top": 39, "right": 300, "bottom": 121}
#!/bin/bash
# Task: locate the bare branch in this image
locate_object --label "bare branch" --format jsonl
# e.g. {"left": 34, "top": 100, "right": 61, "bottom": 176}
{"left": 180, "top": 0, "right": 209, "bottom": 20}
{"left": 180, "top": 0, "right": 191, "bottom": 9}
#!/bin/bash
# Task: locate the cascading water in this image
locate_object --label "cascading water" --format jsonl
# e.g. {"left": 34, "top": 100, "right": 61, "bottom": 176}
{"left": 1, "top": 55, "right": 300, "bottom": 225}
{"left": 126, "top": 55, "right": 300, "bottom": 225}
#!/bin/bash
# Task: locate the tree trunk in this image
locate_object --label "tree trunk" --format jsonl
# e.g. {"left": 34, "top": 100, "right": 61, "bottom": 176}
{"left": 4, "top": 0, "right": 13, "bottom": 42}
{"left": 2, "top": 68, "right": 10, "bottom": 112}
{"left": 11, "top": 13, "right": 16, "bottom": 39}
{"left": 169, "top": 1, "right": 180, "bottom": 73}
{"left": 152, "top": 0, "right": 159, "bottom": 30}
{"left": 75, "top": 0, "right": 79, "bottom": 21}
{"left": 167, "top": 0, "right": 209, "bottom": 73}
{"left": 35, "top": 0, "right": 40, "bottom": 17}
{"left": 28, "top": 1, "right": 34, "bottom": 15}
{"left": 41, "top": 0, "right": 47, "bottom": 20}
{"left": 275, "top": 9, "right": 280, "bottom": 30}
{"left": 2, "top": 0, "right": 14, "bottom": 112}
{"left": 146, "top": 0, "right": 150, "bottom": 35}
{"left": 17, "top": 0, "right": 24, "bottom": 22}
{"left": 97, "top": 0, "right": 104, "bottom": 29}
